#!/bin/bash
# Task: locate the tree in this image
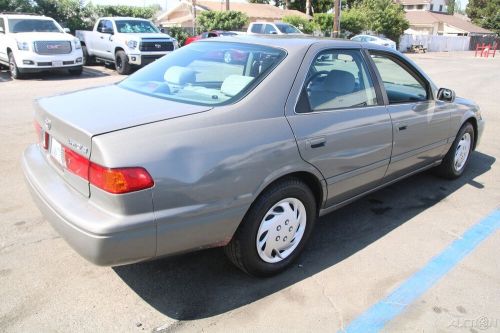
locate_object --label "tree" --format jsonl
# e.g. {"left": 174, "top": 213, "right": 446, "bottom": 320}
{"left": 447, "top": 0, "right": 456, "bottom": 14}
{"left": 312, "top": 13, "right": 333, "bottom": 36}
{"left": 196, "top": 11, "right": 248, "bottom": 32}
{"left": 282, "top": 15, "right": 316, "bottom": 34}
{"left": 167, "top": 26, "right": 191, "bottom": 46}
{"left": 363, "top": 0, "right": 409, "bottom": 42}
{"left": 466, "top": 0, "right": 500, "bottom": 34}
{"left": 341, "top": 6, "right": 368, "bottom": 36}
{"left": 0, "top": 0, "right": 34, "bottom": 12}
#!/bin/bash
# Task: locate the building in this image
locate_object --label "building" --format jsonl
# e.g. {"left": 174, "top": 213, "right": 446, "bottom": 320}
{"left": 396, "top": 0, "right": 448, "bottom": 13}
{"left": 156, "top": 0, "right": 310, "bottom": 30}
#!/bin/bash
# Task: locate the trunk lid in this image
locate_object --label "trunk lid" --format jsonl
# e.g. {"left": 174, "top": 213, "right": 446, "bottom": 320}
{"left": 35, "top": 84, "right": 212, "bottom": 197}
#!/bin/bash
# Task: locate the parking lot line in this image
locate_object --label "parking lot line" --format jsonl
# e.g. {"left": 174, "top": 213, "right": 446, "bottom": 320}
{"left": 342, "top": 208, "right": 500, "bottom": 333}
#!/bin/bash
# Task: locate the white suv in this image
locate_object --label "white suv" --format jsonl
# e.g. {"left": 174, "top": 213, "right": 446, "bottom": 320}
{"left": 0, "top": 13, "right": 84, "bottom": 79}
{"left": 247, "top": 22, "right": 303, "bottom": 35}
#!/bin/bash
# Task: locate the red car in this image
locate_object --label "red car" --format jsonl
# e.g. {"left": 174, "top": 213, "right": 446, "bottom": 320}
{"left": 184, "top": 30, "right": 238, "bottom": 46}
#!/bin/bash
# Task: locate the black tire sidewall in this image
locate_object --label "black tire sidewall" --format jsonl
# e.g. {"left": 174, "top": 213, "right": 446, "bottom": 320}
{"left": 9, "top": 53, "right": 19, "bottom": 79}
{"left": 115, "top": 51, "right": 130, "bottom": 75}
{"left": 236, "top": 180, "right": 317, "bottom": 276}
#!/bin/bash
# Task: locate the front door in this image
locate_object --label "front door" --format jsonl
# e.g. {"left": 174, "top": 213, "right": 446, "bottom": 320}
{"left": 368, "top": 51, "right": 450, "bottom": 180}
{"left": 286, "top": 46, "right": 393, "bottom": 207}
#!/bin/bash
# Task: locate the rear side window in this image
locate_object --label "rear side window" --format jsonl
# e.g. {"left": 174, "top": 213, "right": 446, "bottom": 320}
{"left": 251, "top": 24, "right": 262, "bottom": 33}
{"left": 370, "top": 53, "right": 428, "bottom": 104}
{"left": 300, "top": 49, "right": 378, "bottom": 112}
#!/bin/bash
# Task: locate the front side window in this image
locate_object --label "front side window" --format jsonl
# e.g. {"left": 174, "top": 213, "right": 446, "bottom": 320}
{"left": 263, "top": 24, "right": 277, "bottom": 34}
{"left": 276, "top": 23, "right": 301, "bottom": 34}
{"left": 120, "top": 42, "right": 286, "bottom": 106}
{"left": 8, "top": 18, "right": 61, "bottom": 33}
{"left": 370, "top": 53, "right": 428, "bottom": 104}
{"left": 300, "top": 49, "right": 378, "bottom": 112}
{"left": 115, "top": 20, "right": 159, "bottom": 33}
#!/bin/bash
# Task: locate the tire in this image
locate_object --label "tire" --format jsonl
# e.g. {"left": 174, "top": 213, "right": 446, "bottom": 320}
{"left": 115, "top": 50, "right": 131, "bottom": 75}
{"left": 225, "top": 177, "right": 317, "bottom": 277}
{"left": 8, "top": 52, "right": 25, "bottom": 80}
{"left": 82, "top": 45, "right": 94, "bottom": 66}
{"left": 68, "top": 67, "right": 83, "bottom": 76}
{"left": 435, "top": 122, "right": 475, "bottom": 179}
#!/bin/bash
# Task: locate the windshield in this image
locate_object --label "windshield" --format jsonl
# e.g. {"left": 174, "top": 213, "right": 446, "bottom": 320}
{"left": 276, "top": 23, "right": 301, "bottom": 34}
{"left": 8, "top": 19, "right": 61, "bottom": 33}
{"left": 120, "top": 42, "right": 286, "bottom": 106}
{"left": 115, "top": 20, "right": 159, "bottom": 33}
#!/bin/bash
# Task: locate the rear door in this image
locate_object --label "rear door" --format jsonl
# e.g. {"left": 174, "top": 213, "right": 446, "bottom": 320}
{"left": 367, "top": 50, "right": 450, "bottom": 179}
{"left": 285, "top": 45, "right": 393, "bottom": 207}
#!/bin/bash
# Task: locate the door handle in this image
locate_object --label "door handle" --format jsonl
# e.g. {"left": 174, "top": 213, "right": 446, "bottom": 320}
{"left": 307, "top": 137, "right": 326, "bottom": 149}
{"left": 397, "top": 123, "right": 408, "bottom": 131}
{"left": 100, "top": 36, "right": 104, "bottom": 39}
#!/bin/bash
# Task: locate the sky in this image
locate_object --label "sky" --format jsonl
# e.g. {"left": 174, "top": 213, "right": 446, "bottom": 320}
{"left": 88, "top": 0, "right": 469, "bottom": 11}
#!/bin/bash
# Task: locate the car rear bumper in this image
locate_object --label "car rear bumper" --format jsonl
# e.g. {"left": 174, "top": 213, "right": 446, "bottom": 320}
{"left": 21, "top": 144, "right": 156, "bottom": 266}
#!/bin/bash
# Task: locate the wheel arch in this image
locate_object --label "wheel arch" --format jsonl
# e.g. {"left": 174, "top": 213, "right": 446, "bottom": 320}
{"left": 114, "top": 46, "right": 125, "bottom": 55}
{"left": 463, "top": 116, "right": 478, "bottom": 150}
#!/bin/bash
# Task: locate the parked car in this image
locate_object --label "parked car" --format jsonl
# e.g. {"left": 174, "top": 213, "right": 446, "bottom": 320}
{"left": 75, "top": 17, "right": 178, "bottom": 75}
{"left": 22, "top": 36, "right": 484, "bottom": 276}
{"left": 184, "top": 30, "right": 237, "bottom": 46}
{"left": 0, "top": 13, "right": 83, "bottom": 79}
{"left": 247, "top": 22, "right": 303, "bottom": 35}
{"left": 351, "top": 34, "right": 397, "bottom": 49}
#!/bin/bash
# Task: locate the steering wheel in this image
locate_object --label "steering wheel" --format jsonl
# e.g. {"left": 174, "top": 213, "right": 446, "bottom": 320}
{"left": 305, "top": 70, "right": 329, "bottom": 90}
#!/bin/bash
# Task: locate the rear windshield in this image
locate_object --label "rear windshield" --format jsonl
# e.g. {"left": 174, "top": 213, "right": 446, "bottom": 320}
{"left": 120, "top": 42, "right": 286, "bottom": 106}
{"left": 115, "top": 20, "right": 159, "bottom": 33}
{"left": 8, "top": 19, "right": 61, "bottom": 33}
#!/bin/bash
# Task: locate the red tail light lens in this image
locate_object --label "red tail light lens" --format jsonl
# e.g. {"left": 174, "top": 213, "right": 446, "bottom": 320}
{"left": 33, "top": 121, "right": 49, "bottom": 150}
{"left": 89, "top": 164, "right": 154, "bottom": 194}
{"left": 63, "top": 146, "right": 154, "bottom": 194}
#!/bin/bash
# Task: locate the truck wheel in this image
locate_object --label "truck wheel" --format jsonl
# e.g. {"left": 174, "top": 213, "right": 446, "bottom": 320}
{"left": 224, "top": 177, "right": 317, "bottom": 277}
{"left": 82, "top": 45, "right": 94, "bottom": 66}
{"left": 8, "top": 52, "right": 25, "bottom": 80}
{"left": 69, "top": 67, "right": 83, "bottom": 76}
{"left": 115, "top": 50, "right": 131, "bottom": 75}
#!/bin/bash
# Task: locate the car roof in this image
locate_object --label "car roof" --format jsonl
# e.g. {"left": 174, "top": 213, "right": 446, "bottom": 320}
{"left": 1, "top": 14, "right": 52, "bottom": 20}
{"left": 203, "top": 35, "right": 363, "bottom": 52}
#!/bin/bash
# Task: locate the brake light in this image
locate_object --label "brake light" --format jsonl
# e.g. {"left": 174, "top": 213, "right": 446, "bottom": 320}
{"left": 89, "top": 164, "right": 154, "bottom": 194}
{"left": 33, "top": 121, "right": 49, "bottom": 150}
{"left": 63, "top": 146, "right": 154, "bottom": 194}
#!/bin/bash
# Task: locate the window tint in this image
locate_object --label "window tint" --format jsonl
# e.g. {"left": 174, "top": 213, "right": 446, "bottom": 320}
{"left": 301, "top": 50, "right": 378, "bottom": 112}
{"left": 251, "top": 24, "right": 262, "bottom": 33}
{"left": 104, "top": 20, "right": 113, "bottom": 32}
{"left": 276, "top": 23, "right": 300, "bottom": 33}
{"left": 115, "top": 20, "right": 159, "bottom": 33}
{"left": 8, "top": 18, "right": 60, "bottom": 33}
{"left": 263, "top": 24, "right": 277, "bottom": 34}
{"left": 370, "top": 53, "right": 428, "bottom": 104}
{"left": 97, "top": 20, "right": 105, "bottom": 32}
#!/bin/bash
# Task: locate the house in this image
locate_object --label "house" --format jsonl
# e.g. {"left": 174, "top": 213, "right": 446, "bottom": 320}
{"left": 396, "top": 0, "right": 448, "bottom": 13}
{"left": 403, "top": 10, "right": 494, "bottom": 36}
{"left": 156, "top": 0, "right": 310, "bottom": 30}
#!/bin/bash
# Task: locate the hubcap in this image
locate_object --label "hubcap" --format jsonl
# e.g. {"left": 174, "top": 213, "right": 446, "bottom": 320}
{"left": 224, "top": 52, "right": 232, "bottom": 63}
{"left": 116, "top": 57, "right": 122, "bottom": 69}
{"left": 256, "top": 198, "right": 307, "bottom": 263}
{"left": 454, "top": 132, "right": 471, "bottom": 171}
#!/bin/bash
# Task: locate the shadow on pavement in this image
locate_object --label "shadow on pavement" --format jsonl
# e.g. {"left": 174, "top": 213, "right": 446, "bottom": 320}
{"left": 0, "top": 66, "right": 111, "bottom": 82}
{"left": 114, "top": 151, "right": 495, "bottom": 320}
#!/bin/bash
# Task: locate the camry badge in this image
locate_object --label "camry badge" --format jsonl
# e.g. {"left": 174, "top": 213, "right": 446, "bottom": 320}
{"left": 68, "top": 138, "right": 89, "bottom": 155}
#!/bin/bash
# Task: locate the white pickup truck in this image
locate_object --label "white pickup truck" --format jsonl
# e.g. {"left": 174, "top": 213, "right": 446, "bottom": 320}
{"left": 0, "top": 13, "right": 83, "bottom": 79}
{"left": 76, "top": 17, "right": 178, "bottom": 75}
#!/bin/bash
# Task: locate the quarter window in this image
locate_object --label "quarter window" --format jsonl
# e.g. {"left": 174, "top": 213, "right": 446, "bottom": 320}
{"left": 251, "top": 24, "right": 262, "bottom": 33}
{"left": 300, "top": 49, "right": 378, "bottom": 112}
{"left": 370, "top": 53, "right": 428, "bottom": 104}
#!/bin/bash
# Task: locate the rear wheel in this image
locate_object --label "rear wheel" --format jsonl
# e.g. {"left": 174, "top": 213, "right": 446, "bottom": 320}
{"left": 69, "top": 67, "right": 83, "bottom": 76}
{"left": 8, "top": 52, "right": 24, "bottom": 80}
{"left": 115, "top": 50, "right": 131, "bottom": 75}
{"left": 225, "top": 178, "right": 317, "bottom": 277}
{"left": 435, "top": 122, "right": 474, "bottom": 179}
{"left": 82, "top": 45, "right": 94, "bottom": 66}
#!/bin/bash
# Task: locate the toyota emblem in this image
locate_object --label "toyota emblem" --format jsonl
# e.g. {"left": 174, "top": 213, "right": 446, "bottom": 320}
{"left": 155, "top": 43, "right": 162, "bottom": 49}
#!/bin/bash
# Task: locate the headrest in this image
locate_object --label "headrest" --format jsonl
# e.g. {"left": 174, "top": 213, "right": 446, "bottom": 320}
{"left": 164, "top": 66, "right": 195, "bottom": 85}
{"left": 324, "top": 70, "right": 356, "bottom": 94}
{"left": 221, "top": 75, "right": 254, "bottom": 97}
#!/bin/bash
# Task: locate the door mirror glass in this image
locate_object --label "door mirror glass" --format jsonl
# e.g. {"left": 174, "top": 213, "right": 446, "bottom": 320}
{"left": 102, "top": 27, "right": 114, "bottom": 34}
{"left": 437, "top": 88, "right": 455, "bottom": 102}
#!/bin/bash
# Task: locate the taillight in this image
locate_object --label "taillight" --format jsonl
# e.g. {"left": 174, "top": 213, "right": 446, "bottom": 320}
{"left": 89, "top": 164, "right": 154, "bottom": 194}
{"left": 33, "top": 121, "right": 49, "bottom": 150}
{"left": 63, "top": 146, "right": 154, "bottom": 194}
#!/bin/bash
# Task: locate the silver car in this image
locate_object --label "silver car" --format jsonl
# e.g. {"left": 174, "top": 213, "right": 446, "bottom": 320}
{"left": 22, "top": 36, "right": 484, "bottom": 276}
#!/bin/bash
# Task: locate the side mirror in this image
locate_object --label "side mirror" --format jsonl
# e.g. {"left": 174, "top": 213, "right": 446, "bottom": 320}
{"left": 270, "top": 31, "right": 278, "bottom": 35}
{"left": 437, "top": 88, "right": 455, "bottom": 102}
{"left": 63, "top": 28, "right": 70, "bottom": 33}
{"left": 160, "top": 28, "right": 165, "bottom": 33}
{"left": 102, "top": 27, "right": 114, "bottom": 34}
{"left": 0, "top": 27, "right": 4, "bottom": 33}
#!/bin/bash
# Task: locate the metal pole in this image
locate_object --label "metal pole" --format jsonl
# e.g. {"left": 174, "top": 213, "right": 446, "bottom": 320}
{"left": 193, "top": 0, "right": 197, "bottom": 35}
{"left": 333, "top": 0, "right": 340, "bottom": 38}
